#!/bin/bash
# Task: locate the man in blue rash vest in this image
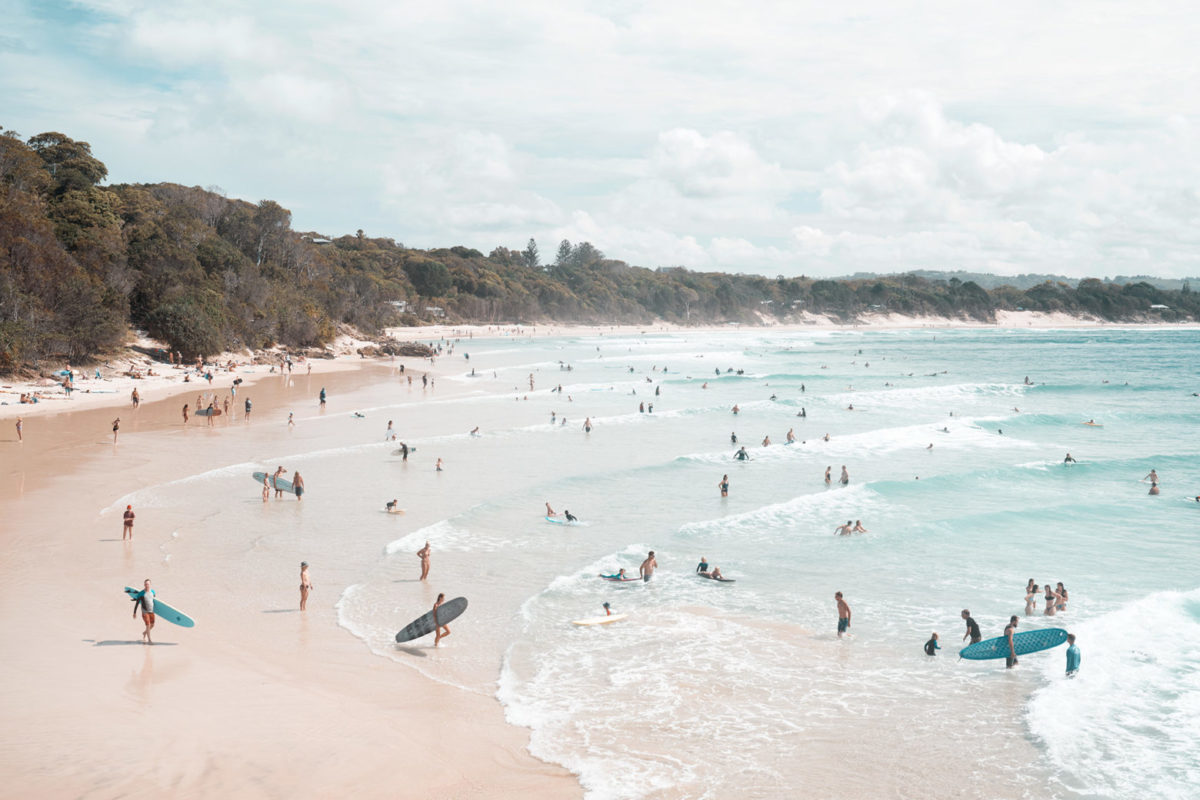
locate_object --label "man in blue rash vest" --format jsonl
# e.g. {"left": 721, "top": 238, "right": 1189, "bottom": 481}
{"left": 1066, "top": 634, "right": 1081, "bottom": 676}
{"left": 696, "top": 556, "right": 709, "bottom": 574}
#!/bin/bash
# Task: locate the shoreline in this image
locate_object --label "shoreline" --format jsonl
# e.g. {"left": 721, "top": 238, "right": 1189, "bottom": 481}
{"left": 0, "top": 358, "right": 581, "bottom": 798}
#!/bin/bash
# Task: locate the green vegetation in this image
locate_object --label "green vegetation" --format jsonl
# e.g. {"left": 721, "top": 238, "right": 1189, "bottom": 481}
{"left": 2, "top": 127, "right": 1197, "bottom": 371}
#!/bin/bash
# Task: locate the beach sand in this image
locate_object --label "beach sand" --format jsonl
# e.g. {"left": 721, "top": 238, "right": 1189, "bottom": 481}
{"left": 0, "top": 362, "right": 580, "bottom": 799}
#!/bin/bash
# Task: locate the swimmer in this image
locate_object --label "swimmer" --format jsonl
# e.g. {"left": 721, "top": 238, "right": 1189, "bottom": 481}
{"left": 762, "top": 435, "right": 771, "bottom": 447}
{"left": 1084, "top": 419, "right": 1099, "bottom": 426}
{"left": 696, "top": 556, "right": 709, "bottom": 574}
{"left": 732, "top": 404, "right": 739, "bottom": 415}
{"left": 386, "top": 499, "right": 400, "bottom": 512}
{"left": 853, "top": 520, "right": 868, "bottom": 533}
{"left": 734, "top": 447, "right": 750, "bottom": 461}
{"left": 786, "top": 428, "right": 796, "bottom": 443}
{"left": 924, "top": 633, "right": 940, "bottom": 656}
{"left": 435, "top": 458, "right": 444, "bottom": 472}
{"left": 834, "top": 520, "right": 853, "bottom": 536}
{"left": 1149, "top": 481, "right": 1160, "bottom": 495}
{"left": 839, "top": 465, "right": 849, "bottom": 485}
{"left": 824, "top": 466, "right": 832, "bottom": 485}
{"left": 1064, "top": 453, "right": 1077, "bottom": 464}
{"left": 718, "top": 474, "right": 729, "bottom": 497}
{"left": 730, "top": 432, "right": 738, "bottom": 444}
{"left": 564, "top": 510, "right": 577, "bottom": 522}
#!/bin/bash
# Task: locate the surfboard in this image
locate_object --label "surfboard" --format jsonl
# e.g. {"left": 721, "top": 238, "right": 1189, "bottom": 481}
{"left": 959, "top": 627, "right": 1068, "bottom": 660}
{"left": 383, "top": 507, "right": 406, "bottom": 514}
{"left": 544, "top": 515, "right": 579, "bottom": 525}
{"left": 391, "top": 447, "right": 418, "bottom": 455}
{"left": 572, "top": 613, "right": 628, "bottom": 626}
{"left": 194, "top": 407, "right": 222, "bottom": 417}
{"left": 395, "top": 597, "right": 468, "bottom": 643}
{"left": 124, "top": 587, "right": 195, "bottom": 627}
{"left": 252, "top": 471, "right": 295, "bottom": 493}
{"left": 599, "top": 574, "right": 640, "bottom": 582}
{"left": 697, "top": 573, "right": 737, "bottom": 583}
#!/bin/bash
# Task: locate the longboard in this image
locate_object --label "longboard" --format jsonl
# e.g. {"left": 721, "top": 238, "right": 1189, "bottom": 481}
{"left": 194, "top": 407, "right": 222, "bottom": 417}
{"left": 545, "top": 515, "right": 579, "bottom": 525}
{"left": 252, "top": 471, "right": 295, "bottom": 493}
{"left": 697, "top": 573, "right": 737, "bottom": 583}
{"left": 572, "top": 614, "right": 628, "bottom": 626}
{"left": 383, "top": 507, "right": 406, "bottom": 514}
{"left": 124, "top": 587, "right": 195, "bottom": 627}
{"left": 959, "top": 627, "right": 1068, "bottom": 660}
{"left": 599, "top": 574, "right": 640, "bottom": 582}
{"left": 395, "top": 597, "right": 468, "bottom": 643}
{"left": 391, "top": 447, "right": 418, "bottom": 455}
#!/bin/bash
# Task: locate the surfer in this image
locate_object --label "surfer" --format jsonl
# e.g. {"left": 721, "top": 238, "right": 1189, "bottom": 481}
{"left": 1065, "top": 634, "right": 1081, "bottom": 676}
{"left": 292, "top": 472, "right": 304, "bottom": 501}
{"left": 386, "top": 499, "right": 400, "bottom": 512}
{"left": 1064, "top": 453, "right": 1076, "bottom": 464}
{"left": 718, "top": 474, "right": 729, "bottom": 497}
{"left": 762, "top": 435, "right": 771, "bottom": 447}
{"left": 417, "top": 542, "right": 431, "bottom": 580}
{"left": 385, "top": 420, "right": 396, "bottom": 440}
{"left": 299, "top": 562, "right": 312, "bottom": 611}
{"left": 835, "top": 592, "right": 851, "bottom": 638}
{"left": 1143, "top": 468, "right": 1159, "bottom": 484}
{"left": 433, "top": 593, "right": 451, "bottom": 646}
{"left": 709, "top": 567, "right": 725, "bottom": 580}
{"left": 731, "top": 432, "right": 738, "bottom": 444}
{"left": 639, "top": 551, "right": 657, "bottom": 583}
{"left": 839, "top": 466, "right": 849, "bottom": 485}
{"left": 272, "top": 466, "right": 287, "bottom": 498}
{"left": 696, "top": 556, "right": 709, "bottom": 574}
{"left": 133, "top": 579, "right": 155, "bottom": 644}
{"left": 1004, "top": 616, "right": 1019, "bottom": 669}
{"left": 853, "top": 520, "right": 868, "bottom": 533}
{"left": 961, "top": 610, "right": 982, "bottom": 644}
{"left": 122, "top": 505, "right": 135, "bottom": 541}
{"left": 734, "top": 447, "right": 750, "bottom": 461}
{"left": 1084, "top": 419, "right": 1098, "bottom": 426}
{"left": 400, "top": 442, "right": 409, "bottom": 461}
{"left": 824, "top": 467, "right": 831, "bottom": 485}
{"left": 564, "top": 510, "right": 577, "bottom": 522}
{"left": 545, "top": 502, "right": 556, "bottom": 517}
{"left": 924, "top": 633, "right": 940, "bottom": 656}
{"left": 834, "top": 521, "right": 852, "bottom": 536}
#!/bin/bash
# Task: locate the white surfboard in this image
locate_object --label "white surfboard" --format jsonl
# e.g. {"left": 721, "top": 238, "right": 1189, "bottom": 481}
{"left": 572, "top": 614, "right": 628, "bottom": 626}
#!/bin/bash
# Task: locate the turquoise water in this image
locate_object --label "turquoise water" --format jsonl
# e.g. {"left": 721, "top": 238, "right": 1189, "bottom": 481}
{"left": 110, "top": 327, "right": 1200, "bottom": 798}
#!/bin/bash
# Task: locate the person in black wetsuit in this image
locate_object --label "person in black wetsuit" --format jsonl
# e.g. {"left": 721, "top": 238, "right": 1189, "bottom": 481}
{"left": 924, "top": 633, "right": 940, "bottom": 656}
{"left": 961, "top": 609, "right": 982, "bottom": 644}
{"left": 731, "top": 432, "right": 738, "bottom": 444}
{"left": 734, "top": 447, "right": 750, "bottom": 461}
{"left": 564, "top": 510, "right": 577, "bottom": 522}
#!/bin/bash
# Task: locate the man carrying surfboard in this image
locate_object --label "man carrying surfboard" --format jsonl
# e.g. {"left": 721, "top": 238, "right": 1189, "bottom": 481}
{"left": 433, "top": 593, "right": 451, "bottom": 646}
{"left": 133, "top": 579, "right": 155, "bottom": 644}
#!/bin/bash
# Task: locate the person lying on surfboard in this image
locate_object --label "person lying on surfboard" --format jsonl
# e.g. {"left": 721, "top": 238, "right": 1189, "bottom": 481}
{"left": 564, "top": 510, "right": 578, "bottom": 522}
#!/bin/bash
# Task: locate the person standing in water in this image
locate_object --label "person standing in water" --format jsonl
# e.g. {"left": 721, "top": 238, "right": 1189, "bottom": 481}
{"left": 1064, "top": 453, "right": 1076, "bottom": 464}
{"left": 319, "top": 387, "right": 326, "bottom": 408}
{"left": 564, "top": 510, "right": 577, "bottom": 522}
{"left": 433, "top": 593, "right": 451, "bottom": 646}
{"left": 1148, "top": 482, "right": 1160, "bottom": 495}
{"left": 853, "top": 520, "right": 868, "bottom": 533}
{"left": 122, "top": 505, "right": 135, "bottom": 541}
{"left": 299, "top": 562, "right": 312, "bottom": 610}
{"left": 1004, "top": 616, "right": 1019, "bottom": 669}
{"left": 417, "top": 542, "right": 431, "bottom": 580}
{"left": 1065, "top": 633, "right": 1081, "bottom": 676}
{"left": 840, "top": 466, "right": 849, "bottom": 485}
{"left": 824, "top": 466, "right": 832, "bottom": 485}
{"left": 835, "top": 592, "right": 852, "bottom": 638}
{"left": 182, "top": 404, "right": 189, "bottom": 424}
{"left": 1025, "top": 584, "right": 1040, "bottom": 615}
{"left": 1044, "top": 585, "right": 1060, "bottom": 615}
{"left": 1143, "top": 469, "right": 1159, "bottom": 484}
{"left": 133, "top": 579, "right": 155, "bottom": 644}
{"left": 718, "top": 474, "right": 730, "bottom": 497}
{"left": 435, "top": 458, "right": 444, "bottom": 472}
{"left": 639, "top": 551, "right": 657, "bottom": 582}
{"left": 292, "top": 472, "right": 305, "bottom": 501}
{"left": 961, "top": 609, "right": 982, "bottom": 644}
{"left": 244, "top": 397, "right": 252, "bottom": 420}
{"left": 272, "top": 466, "right": 287, "bottom": 499}
{"left": 262, "top": 474, "right": 270, "bottom": 503}
{"left": 111, "top": 417, "right": 120, "bottom": 443}
{"left": 15, "top": 416, "right": 22, "bottom": 442}
{"left": 924, "top": 633, "right": 940, "bottom": 656}
{"left": 834, "top": 521, "right": 852, "bottom": 536}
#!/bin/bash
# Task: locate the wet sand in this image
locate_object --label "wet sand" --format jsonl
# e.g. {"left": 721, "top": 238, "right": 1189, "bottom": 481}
{"left": 0, "top": 361, "right": 579, "bottom": 799}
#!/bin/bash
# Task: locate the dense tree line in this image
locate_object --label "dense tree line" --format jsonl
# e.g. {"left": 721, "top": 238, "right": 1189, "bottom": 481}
{"left": 2, "top": 127, "right": 1196, "bottom": 371}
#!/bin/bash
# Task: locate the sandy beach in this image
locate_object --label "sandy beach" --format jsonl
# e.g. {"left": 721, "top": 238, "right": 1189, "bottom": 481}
{"left": 0, "top": 359, "right": 580, "bottom": 799}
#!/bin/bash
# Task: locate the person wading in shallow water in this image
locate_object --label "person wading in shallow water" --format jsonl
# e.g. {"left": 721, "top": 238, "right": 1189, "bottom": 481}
{"left": 433, "top": 593, "right": 451, "bottom": 646}
{"left": 299, "top": 562, "right": 312, "bottom": 611}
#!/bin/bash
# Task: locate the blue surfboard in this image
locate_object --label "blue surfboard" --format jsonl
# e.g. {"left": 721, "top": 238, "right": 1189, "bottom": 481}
{"left": 252, "top": 471, "right": 295, "bottom": 494}
{"left": 959, "top": 627, "right": 1067, "bottom": 660}
{"left": 124, "top": 587, "right": 196, "bottom": 628}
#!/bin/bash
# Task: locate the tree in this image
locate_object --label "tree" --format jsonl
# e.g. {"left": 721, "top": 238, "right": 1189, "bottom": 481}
{"left": 522, "top": 238, "right": 539, "bottom": 269}
{"left": 403, "top": 258, "right": 452, "bottom": 297}
{"left": 27, "top": 132, "right": 108, "bottom": 195}
{"left": 555, "top": 239, "right": 572, "bottom": 268}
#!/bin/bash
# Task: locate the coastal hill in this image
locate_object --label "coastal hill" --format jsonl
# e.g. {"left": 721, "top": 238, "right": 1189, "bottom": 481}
{"left": 2, "top": 128, "right": 1197, "bottom": 371}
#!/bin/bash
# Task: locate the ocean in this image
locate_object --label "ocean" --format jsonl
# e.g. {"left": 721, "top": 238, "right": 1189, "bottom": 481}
{"left": 104, "top": 327, "right": 1200, "bottom": 799}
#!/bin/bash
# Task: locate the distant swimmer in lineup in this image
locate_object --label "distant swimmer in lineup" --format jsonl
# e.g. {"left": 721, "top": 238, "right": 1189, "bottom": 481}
{"left": 696, "top": 556, "right": 709, "bottom": 574}
{"left": 433, "top": 593, "right": 451, "bottom": 646}
{"left": 1025, "top": 584, "right": 1040, "bottom": 615}
{"left": 839, "top": 466, "right": 849, "bottom": 485}
{"left": 786, "top": 428, "right": 796, "bottom": 443}
{"left": 300, "top": 562, "right": 312, "bottom": 611}
{"left": 824, "top": 466, "right": 832, "bottom": 485}
{"left": 924, "top": 633, "right": 940, "bottom": 656}
{"left": 730, "top": 432, "right": 738, "bottom": 444}
{"left": 133, "top": 578, "right": 155, "bottom": 644}
{"left": 564, "top": 510, "right": 577, "bottom": 522}
{"left": 545, "top": 502, "right": 556, "bottom": 517}
{"left": 731, "top": 404, "right": 739, "bottom": 415}
{"left": 835, "top": 592, "right": 851, "bottom": 638}
{"left": 1083, "top": 419, "right": 1100, "bottom": 426}
{"left": 1004, "top": 616, "right": 1019, "bottom": 669}
{"left": 639, "top": 551, "right": 657, "bottom": 582}
{"left": 292, "top": 472, "right": 305, "bottom": 500}
{"left": 1065, "top": 634, "right": 1081, "bottom": 676}
{"left": 123, "top": 504, "right": 135, "bottom": 541}
{"left": 1064, "top": 453, "right": 1077, "bottom": 464}
{"left": 470, "top": 426, "right": 480, "bottom": 436}
{"left": 734, "top": 447, "right": 750, "bottom": 461}
{"left": 853, "top": 520, "right": 868, "bottom": 533}
{"left": 718, "top": 474, "right": 729, "bottom": 497}
{"left": 762, "top": 435, "right": 771, "bottom": 446}
{"left": 435, "top": 458, "right": 444, "bottom": 472}
{"left": 834, "top": 521, "right": 852, "bottom": 536}
{"left": 417, "top": 542, "right": 431, "bottom": 580}
{"left": 1142, "top": 469, "right": 1158, "bottom": 484}
{"left": 961, "top": 609, "right": 982, "bottom": 644}
{"left": 1148, "top": 481, "right": 1160, "bottom": 495}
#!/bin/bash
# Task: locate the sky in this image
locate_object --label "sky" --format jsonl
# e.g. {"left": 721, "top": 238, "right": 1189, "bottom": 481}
{"left": 3, "top": 0, "right": 1199, "bottom": 279}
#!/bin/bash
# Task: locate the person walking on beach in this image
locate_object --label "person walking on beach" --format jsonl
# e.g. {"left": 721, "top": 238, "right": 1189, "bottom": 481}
{"left": 15, "top": 416, "right": 21, "bottom": 442}
{"left": 924, "top": 633, "right": 940, "bottom": 656}
{"left": 123, "top": 505, "right": 135, "bottom": 541}
{"left": 111, "top": 417, "right": 120, "bottom": 443}
{"left": 293, "top": 472, "right": 305, "bottom": 501}
{"left": 1004, "top": 616, "right": 1019, "bottom": 669}
{"left": 961, "top": 609, "right": 982, "bottom": 644}
{"left": 718, "top": 474, "right": 730, "bottom": 497}
{"left": 133, "top": 579, "right": 155, "bottom": 644}
{"left": 1065, "top": 633, "right": 1081, "bottom": 676}
{"left": 319, "top": 387, "right": 326, "bottom": 408}
{"left": 288, "top": 412, "right": 295, "bottom": 428}
{"left": 244, "top": 397, "right": 252, "bottom": 420}
{"left": 433, "top": 593, "right": 451, "bottom": 646}
{"left": 639, "top": 551, "right": 658, "bottom": 582}
{"left": 299, "top": 562, "right": 312, "bottom": 611}
{"left": 131, "top": 387, "right": 140, "bottom": 408}
{"left": 182, "top": 404, "right": 189, "bottom": 423}
{"left": 836, "top": 592, "right": 852, "bottom": 638}
{"left": 400, "top": 442, "right": 409, "bottom": 461}
{"left": 417, "top": 542, "right": 431, "bottom": 581}
{"left": 435, "top": 458, "right": 444, "bottom": 472}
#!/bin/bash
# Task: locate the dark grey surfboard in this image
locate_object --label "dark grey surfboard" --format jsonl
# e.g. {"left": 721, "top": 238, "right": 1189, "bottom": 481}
{"left": 395, "top": 597, "right": 468, "bottom": 643}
